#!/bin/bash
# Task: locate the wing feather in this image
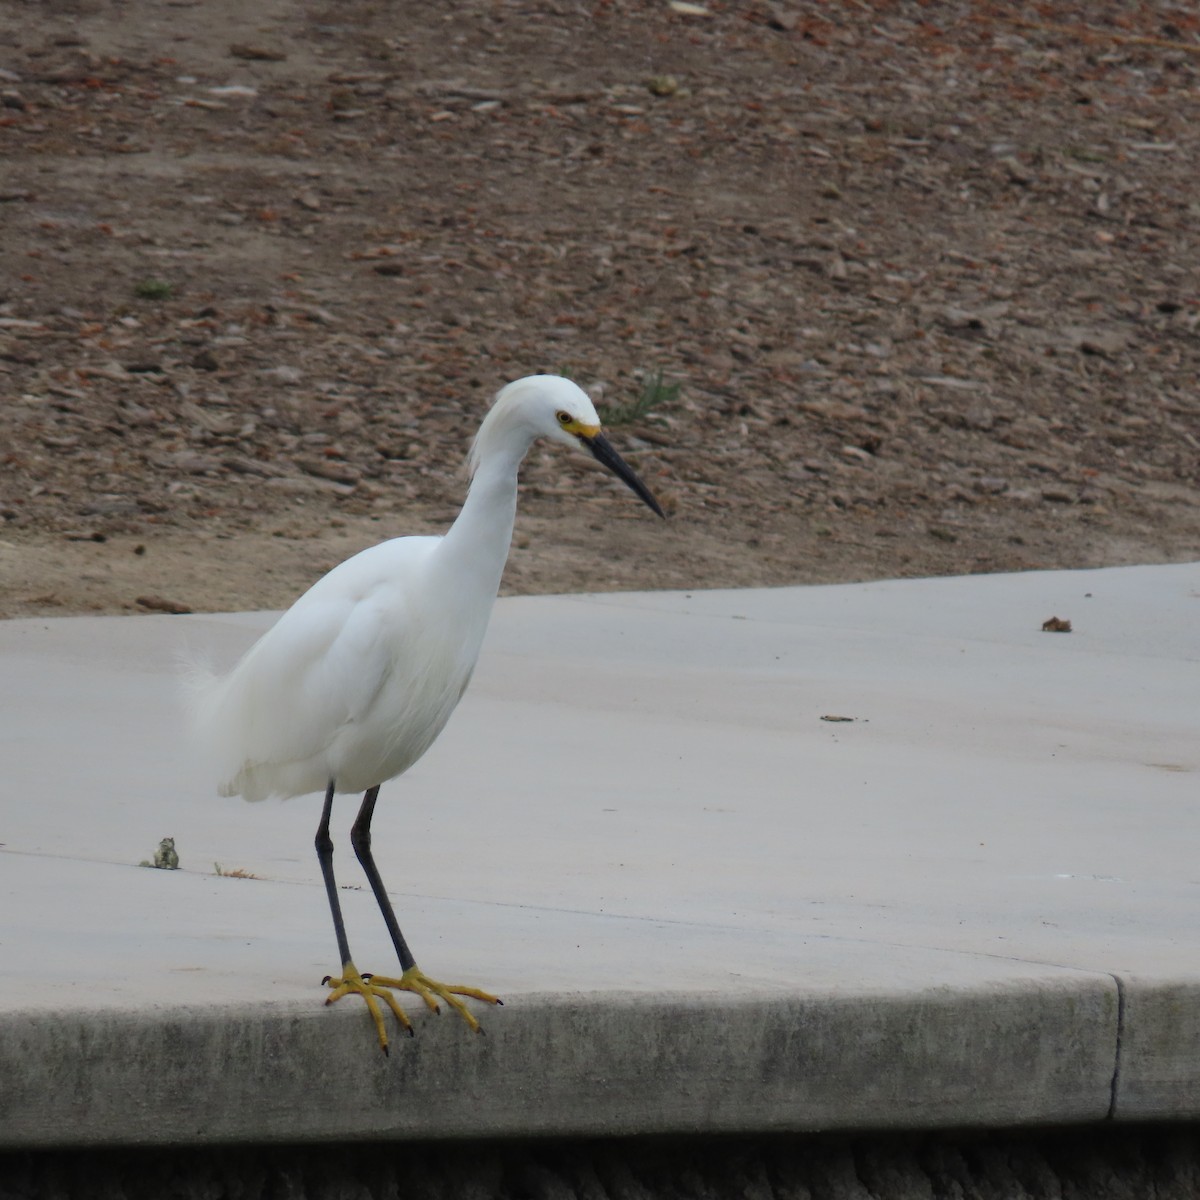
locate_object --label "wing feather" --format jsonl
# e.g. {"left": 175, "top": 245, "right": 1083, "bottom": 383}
{"left": 191, "top": 536, "right": 443, "bottom": 800}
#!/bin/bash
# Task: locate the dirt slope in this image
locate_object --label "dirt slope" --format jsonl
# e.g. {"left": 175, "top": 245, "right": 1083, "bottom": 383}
{"left": 2, "top": 0, "right": 1198, "bottom": 617}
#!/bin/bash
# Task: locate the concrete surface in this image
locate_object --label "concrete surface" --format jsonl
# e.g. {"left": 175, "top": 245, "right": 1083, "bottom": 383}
{"left": 0, "top": 562, "right": 1197, "bottom": 1148}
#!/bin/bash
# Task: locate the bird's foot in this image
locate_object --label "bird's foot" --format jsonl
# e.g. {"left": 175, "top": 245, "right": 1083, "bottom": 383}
{"left": 322, "top": 961, "right": 414, "bottom": 1055}
{"left": 366, "top": 965, "right": 502, "bottom": 1034}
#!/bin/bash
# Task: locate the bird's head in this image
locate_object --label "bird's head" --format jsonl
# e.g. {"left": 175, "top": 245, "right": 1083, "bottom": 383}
{"left": 472, "top": 375, "right": 664, "bottom": 517}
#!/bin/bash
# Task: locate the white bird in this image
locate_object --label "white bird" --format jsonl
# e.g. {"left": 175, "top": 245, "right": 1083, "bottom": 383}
{"left": 193, "top": 374, "right": 663, "bottom": 1052}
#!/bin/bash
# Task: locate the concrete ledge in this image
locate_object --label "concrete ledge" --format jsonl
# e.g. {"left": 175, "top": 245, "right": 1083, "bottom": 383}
{"left": 1, "top": 980, "right": 1117, "bottom": 1149}
{"left": 3, "top": 564, "right": 1198, "bottom": 1148}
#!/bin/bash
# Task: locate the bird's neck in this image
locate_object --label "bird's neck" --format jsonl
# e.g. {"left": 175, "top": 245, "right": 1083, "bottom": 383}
{"left": 432, "top": 445, "right": 522, "bottom": 608}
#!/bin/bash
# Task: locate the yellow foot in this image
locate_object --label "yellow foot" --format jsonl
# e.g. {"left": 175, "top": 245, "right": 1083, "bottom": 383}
{"left": 322, "top": 962, "right": 502, "bottom": 1052}
{"left": 322, "top": 962, "right": 414, "bottom": 1055}
{"left": 366, "top": 965, "right": 502, "bottom": 1034}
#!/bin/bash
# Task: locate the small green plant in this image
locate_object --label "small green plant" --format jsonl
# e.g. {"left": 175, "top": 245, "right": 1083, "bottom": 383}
{"left": 134, "top": 278, "right": 173, "bottom": 300}
{"left": 601, "top": 369, "right": 679, "bottom": 425}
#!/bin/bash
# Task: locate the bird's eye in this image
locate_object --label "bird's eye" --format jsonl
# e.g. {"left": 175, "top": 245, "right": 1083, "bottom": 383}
{"left": 556, "top": 411, "right": 572, "bottom": 426}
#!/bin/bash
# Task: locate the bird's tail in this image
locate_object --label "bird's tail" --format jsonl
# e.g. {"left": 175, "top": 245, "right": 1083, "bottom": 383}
{"left": 176, "top": 646, "right": 239, "bottom": 795}
{"left": 177, "top": 645, "right": 219, "bottom": 729}
{"left": 177, "top": 645, "right": 291, "bottom": 801}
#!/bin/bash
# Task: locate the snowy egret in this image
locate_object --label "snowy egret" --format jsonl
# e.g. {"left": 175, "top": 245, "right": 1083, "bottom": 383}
{"left": 194, "top": 375, "right": 662, "bottom": 1052}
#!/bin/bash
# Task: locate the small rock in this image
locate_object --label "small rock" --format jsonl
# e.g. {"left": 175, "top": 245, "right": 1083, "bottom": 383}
{"left": 999, "top": 155, "right": 1035, "bottom": 185}
{"left": 88, "top": 361, "right": 130, "bottom": 382}
{"left": 962, "top": 406, "right": 996, "bottom": 432}
{"left": 166, "top": 451, "right": 223, "bottom": 474}
{"left": 80, "top": 497, "right": 138, "bottom": 516}
{"left": 1064, "top": 327, "right": 1129, "bottom": 357}
{"left": 974, "top": 477, "right": 1008, "bottom": 495}
{"left": 136, "top": 595, "right": 193, "bottom": 614}
{"left": 229, "top": 43, "right": 287, "bottom": 61}
{"left": 290, "top": 304, "right": 337, "bottom": 325}
{"left": 1041, "top": 487, "right": 1075, "bottom": 504}
{"left": 294, "top": 457, "right": 361, "bottom": 485}
{"left": 223, "top": 455, "right": 287, "bottom": 478}
{"left": 259, "top": 365, "right": 304, "bottom": 384}
{"left": 941, "top": 306, "right": 986, "bottom": 331}
{"left": 267, "top": 475, "right": 344, "bottom": 495}
{"left": 767, "top": 4, "right": 801, "bottom": 31}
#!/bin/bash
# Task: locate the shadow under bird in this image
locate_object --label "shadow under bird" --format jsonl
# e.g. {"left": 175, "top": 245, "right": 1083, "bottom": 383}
{"left": 191, "top": 374, "right": 664, "bottom": 1052}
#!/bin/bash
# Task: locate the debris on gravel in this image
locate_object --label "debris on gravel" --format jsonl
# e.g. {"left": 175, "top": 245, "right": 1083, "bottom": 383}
{"left": 1, "top": 1, "right": 1198, "bottom": 618}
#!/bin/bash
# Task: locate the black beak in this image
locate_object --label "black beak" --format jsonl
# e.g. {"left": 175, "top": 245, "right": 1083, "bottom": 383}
{"left": 584, "top": 432, "right": 665, "bottom": 518}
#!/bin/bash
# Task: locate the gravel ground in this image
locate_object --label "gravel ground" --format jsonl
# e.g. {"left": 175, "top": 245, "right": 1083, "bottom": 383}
{"left": 2, "top": 0, "right": 1198, "bottom": 617}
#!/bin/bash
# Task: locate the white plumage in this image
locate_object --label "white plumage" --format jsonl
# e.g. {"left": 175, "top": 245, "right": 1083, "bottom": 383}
{"left": 198, "top": 535, "right": 468, "bottom": 800}
{"left": 191, "top": 373, "right": 663, "bottom": 1051}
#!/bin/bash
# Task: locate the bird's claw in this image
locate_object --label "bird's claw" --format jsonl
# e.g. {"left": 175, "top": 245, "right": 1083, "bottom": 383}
{"left": 365, "top": 965, "right": 502, "bottom": 1035}
{"left": 322, "top": 962, "right": 501, "bottom": 1049}
{"left": 323, "top": 962, "right": 414, "bottom": 1053}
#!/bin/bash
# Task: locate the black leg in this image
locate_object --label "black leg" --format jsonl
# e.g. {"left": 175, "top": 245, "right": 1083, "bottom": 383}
{"left": 315, "top": 779, "right": 353, "bottom": 970}
{"left": 351, "top": 785, "right": 418, "bottom": 974}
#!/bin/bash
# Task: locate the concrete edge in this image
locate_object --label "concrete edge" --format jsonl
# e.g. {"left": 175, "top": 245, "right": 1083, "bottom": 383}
{"left": 1112, "top": 976, "right": 1200, "bottom": 1122}
{"left": 0, "top": 979, "right": 1118, "bottom": 1148}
